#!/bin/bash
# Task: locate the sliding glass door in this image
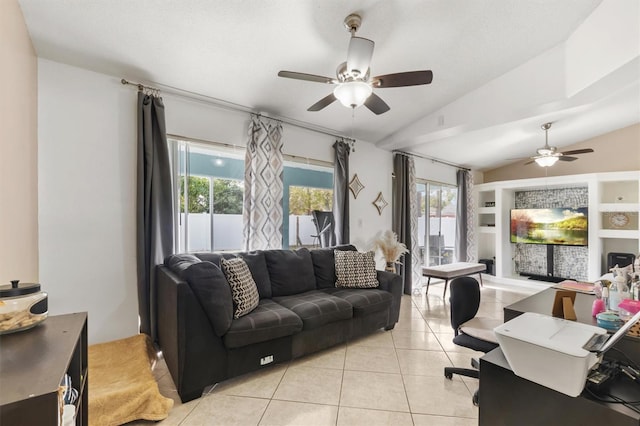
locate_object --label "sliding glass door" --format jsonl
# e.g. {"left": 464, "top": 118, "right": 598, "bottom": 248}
{"left": 417, "top": 181, "right": 458, "bottom": 267}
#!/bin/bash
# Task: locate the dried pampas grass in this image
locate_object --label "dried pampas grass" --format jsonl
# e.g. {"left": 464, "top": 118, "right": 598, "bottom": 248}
{"left": 374, "top": 230, "right": 408, "bottom": 264}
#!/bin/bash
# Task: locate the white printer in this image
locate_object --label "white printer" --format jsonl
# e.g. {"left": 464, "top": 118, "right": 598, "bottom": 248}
{"left": 494, "top": 311, "right": 640, "bottom": 397}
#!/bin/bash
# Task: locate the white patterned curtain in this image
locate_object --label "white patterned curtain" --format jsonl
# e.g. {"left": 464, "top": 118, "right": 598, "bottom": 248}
{"left": 243, "top": 115, "right": 284, "bottom": 250}
{"left": 408, "top": 159, "right": 421, "bottom": 293}
{"left": 465, "top": 171, "right": 476, "bottom": 262}
{"left": 455, "top": 170, "right": 476, "bottom": 262}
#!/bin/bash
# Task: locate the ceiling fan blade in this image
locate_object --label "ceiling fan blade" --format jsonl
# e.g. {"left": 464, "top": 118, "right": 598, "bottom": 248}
{"left": 524, "top": 159, "right": 536, "bottom": 165}
{"left": 347, "top": 37, "right": 375, "bottom": 78}
{"left": 278, "top": 71, "right": 336, "bottom": 84}
{"left": 307, "top": 93, "right": 337, "bottom": 112}
{"left": 561, "top": 148, "right": 594, "bottom": 156}
{"left": 558, "top": 156, "right": 578, "bottom": 162}
{"left": 364, "top": 93, "right": 390, "bottom": 115}
{"left": 372, "top": 70, "right": 433, "bottom": 88}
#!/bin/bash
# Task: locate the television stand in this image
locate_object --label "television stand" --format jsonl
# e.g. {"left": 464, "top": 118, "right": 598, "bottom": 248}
{"left": 521, "top": 273, "right": 566, "bottom": 283}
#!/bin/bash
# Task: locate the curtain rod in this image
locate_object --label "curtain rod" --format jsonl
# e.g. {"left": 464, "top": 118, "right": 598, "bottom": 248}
{"left": 393, "top": 150, "right": 470, "bottom": 171}
{"left": 120, "top": 78, "right": 354, "bottom": 143}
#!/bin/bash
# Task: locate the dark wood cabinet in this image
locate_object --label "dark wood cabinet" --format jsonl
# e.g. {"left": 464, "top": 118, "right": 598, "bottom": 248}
{"left": 0, "top": 312, "right": 88, "bottom": 425}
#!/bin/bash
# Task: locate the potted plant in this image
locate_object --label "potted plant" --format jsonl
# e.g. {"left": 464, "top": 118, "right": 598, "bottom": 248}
{"left": 374, "top": 230, "right": 409, "bottom": 273}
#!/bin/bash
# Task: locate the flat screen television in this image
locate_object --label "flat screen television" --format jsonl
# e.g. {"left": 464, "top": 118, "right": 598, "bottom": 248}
{"left": 510, "top": 207, "right": 588, "bottom": 246}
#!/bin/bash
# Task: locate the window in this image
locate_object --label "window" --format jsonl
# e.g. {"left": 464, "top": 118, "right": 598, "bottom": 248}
{"left": 170, "top": 138, "right": 245, "bottom": 253}
{"left": 283, "top": 161, "right": 333, "bottom": 249}
{"left": 417, "top": 181, "right": 458, "bottom": 266}
{"left": 169, "top": 136, "right": 333, "bottom": 252}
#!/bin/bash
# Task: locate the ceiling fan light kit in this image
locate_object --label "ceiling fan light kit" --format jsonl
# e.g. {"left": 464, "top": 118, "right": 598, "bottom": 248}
{"left": 334, "top": 81, "right": 373, "bottom": 108}
{"left": 534, "top": 156, "right": 559, "bottom": 167}
{"left": 277, "top": 13, "right": 433, "bottom": 115}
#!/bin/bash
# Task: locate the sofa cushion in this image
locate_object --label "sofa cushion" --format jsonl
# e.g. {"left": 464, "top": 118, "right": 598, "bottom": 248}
{"left": 237, "top": 251, "right": 272, "bottom": 299}
{"left": 335, "top": 250, "right": 379, "bottom": 288}
{"left": 273, "top": 290, "right": 352, "bottom": 330}
{"left": 184, "top": 261, "right": 233, "bottom": 337}
{"left": 221, "top": 258, "right": 260, "bottom": 319}
{"left": 223, "top": 299, "right": 303, "bottom": 349}
{"left": 194, "top": 252, "right": 237, "bottom": 265}
{"left": 322, "top": 288, "right": 392, "bottom": 317}
{"left": 310, "top": 244, "right": 357, "bottom": 289}
{"left": 195, "top": 252, "right": 272, "bottom": 299}
{"left": 165, "top": 253, "right": 201, "bottom": 278}
{"left": 264, "top": 248, "right": 317, "bottom": 297}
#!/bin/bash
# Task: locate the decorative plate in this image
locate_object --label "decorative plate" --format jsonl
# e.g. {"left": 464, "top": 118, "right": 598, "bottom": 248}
{"left": 348, "top": 174, "right": 364, "bottom": 199}
{"left": 372, "top": 192, "right": 388, "bottom": 215}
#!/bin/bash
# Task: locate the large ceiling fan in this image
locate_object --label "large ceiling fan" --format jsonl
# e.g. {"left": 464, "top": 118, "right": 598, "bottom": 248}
{"left": 277, "top": 13, "right": 433, "bottom": 115}
{"left": 525, "top": 122, "right": 594, "bottom": 167}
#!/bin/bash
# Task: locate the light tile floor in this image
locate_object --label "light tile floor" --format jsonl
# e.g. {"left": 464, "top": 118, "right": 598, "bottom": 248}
{"left": 131, "top": 281, "right": 537, "bottom": 426}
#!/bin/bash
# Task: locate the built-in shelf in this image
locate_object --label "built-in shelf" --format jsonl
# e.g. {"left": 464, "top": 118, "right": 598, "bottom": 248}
{"left": 478, "top": 207, "right": 496, "bottom": 214}
{"left": 598, "top": 203, "right": 640, "bottom": 212}
{"left": 479, "top": 226, "right": 497, "bottom": 234}
{"left": 598, "top": 229, "right": 640, "bottom": 239}
{"left": 475, "top": 171, "right": 640, "bottom": 285}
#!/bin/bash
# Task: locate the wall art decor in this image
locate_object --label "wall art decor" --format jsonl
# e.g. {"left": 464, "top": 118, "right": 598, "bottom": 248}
{"left": 372, "top": 192, "right": 388, "bottom": 215}
{"left": 348, "top": 174, "right": 365, "bottom": 199}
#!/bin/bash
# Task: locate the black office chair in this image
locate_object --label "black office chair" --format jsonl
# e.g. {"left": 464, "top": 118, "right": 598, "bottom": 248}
{"left": 311, "top": 210, "right": 335, "bottom": 248}
{"left": 444, "top": 276, "right": 501, "bottom": 405}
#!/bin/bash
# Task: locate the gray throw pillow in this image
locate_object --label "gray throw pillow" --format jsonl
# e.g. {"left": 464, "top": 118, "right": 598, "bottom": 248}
{"left": 184, "top": 261, "right": 233, "bottom": 337}
{"left": 237, "top": 251, "right": 272, "bottom": 299}
{"left": 220, "top": 257, "right": 260, "bottom": 318}
{"left": 334, "top": 250, "right": 379, "bottom": 288}
{"left": 264, "top": 248, "right": 316, "bottom": 296}
{"left": 165, "top": 253, "right": 201, "bottom": 278}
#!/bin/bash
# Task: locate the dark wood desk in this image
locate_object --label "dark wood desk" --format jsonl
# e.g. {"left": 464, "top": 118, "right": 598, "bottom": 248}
{"left": 478, "top": 288, "right": 640, "bottom": 425}
{"left": 480, "top": 348, "right": 640, "bottom": 426}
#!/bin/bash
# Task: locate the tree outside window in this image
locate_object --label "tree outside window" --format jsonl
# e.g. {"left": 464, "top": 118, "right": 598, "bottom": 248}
{"left": 180, "top": 176, "right": 243, "bottom": 214}
{"left": 289, "top": 186, "right": 332, "bottom": 215}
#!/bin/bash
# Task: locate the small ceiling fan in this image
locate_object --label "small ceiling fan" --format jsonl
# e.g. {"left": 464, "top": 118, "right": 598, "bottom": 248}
{"left": 277, "top": 13, "right": 433, "bottom": 115}
{"left": 525, "top": 122, "right": 594, "bottom": 167}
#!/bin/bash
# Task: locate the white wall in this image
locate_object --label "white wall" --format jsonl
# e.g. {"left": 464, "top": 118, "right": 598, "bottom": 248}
{"left": 37, "top": 59, "right": 405, "bottom": 342}
{"left": 349, "top": 144, "right": 394, "bottom": 267}
{"left": 38, "top": 59, "right": 139, "bottom": 344}
{"left": 414, "top": 157, "right": 457, "bottom": 186}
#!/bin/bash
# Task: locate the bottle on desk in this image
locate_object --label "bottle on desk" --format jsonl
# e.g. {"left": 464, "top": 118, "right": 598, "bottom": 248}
{"left": 602, "top": 286, "right": 610, "bottom": 311}
{"left": 631, "top": 273, "right": 640, "bottom": 301}
{"left": 609, "top": 275, "right": 630, "bottom": 312}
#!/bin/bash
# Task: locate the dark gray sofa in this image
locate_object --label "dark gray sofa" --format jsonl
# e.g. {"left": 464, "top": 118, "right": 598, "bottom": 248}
{"left": 156, "top": 244, "right": 403, "bottom": 402}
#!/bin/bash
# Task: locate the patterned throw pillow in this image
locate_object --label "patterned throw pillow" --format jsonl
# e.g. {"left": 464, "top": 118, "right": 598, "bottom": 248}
{"left": 220, "top": 257, "right": 260, "bottom": 319}
{"left": 334, "top": 250, "right": 379, "bottom": 288}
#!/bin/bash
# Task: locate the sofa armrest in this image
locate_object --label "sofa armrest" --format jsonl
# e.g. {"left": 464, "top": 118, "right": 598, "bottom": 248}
{"left": 157, "top": 265, "right": 229, "bottom": 402}
{"left": 376, "top": 270, "right": 402, "bottom": 327}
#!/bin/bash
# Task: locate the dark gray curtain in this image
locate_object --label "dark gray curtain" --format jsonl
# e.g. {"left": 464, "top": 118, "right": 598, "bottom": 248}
{"left": 136, "top": 92, "right": 173, "bottom": 341}
{"left": 333, "top": 140, "right": 350, "bottom": 244}
{"left": 455, "top": 169, "right": 475, "bottom": 262}
{"left": 393, "top": 153, "right": 413, "bottom": 295}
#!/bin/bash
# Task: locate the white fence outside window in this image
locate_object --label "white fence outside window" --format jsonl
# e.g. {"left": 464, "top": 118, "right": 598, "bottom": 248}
{"left": 180, "top": 214, "right": 321, "bottom": 252}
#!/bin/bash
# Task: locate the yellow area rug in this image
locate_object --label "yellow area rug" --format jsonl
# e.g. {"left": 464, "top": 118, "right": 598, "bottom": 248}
{"left": 88, "top": 334, "right": 173, "bottom": 426}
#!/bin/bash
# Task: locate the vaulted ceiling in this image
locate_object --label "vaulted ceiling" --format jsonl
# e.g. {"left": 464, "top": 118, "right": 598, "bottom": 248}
{"left": 18, "top": 0, "right": 640, "bottom": 170}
